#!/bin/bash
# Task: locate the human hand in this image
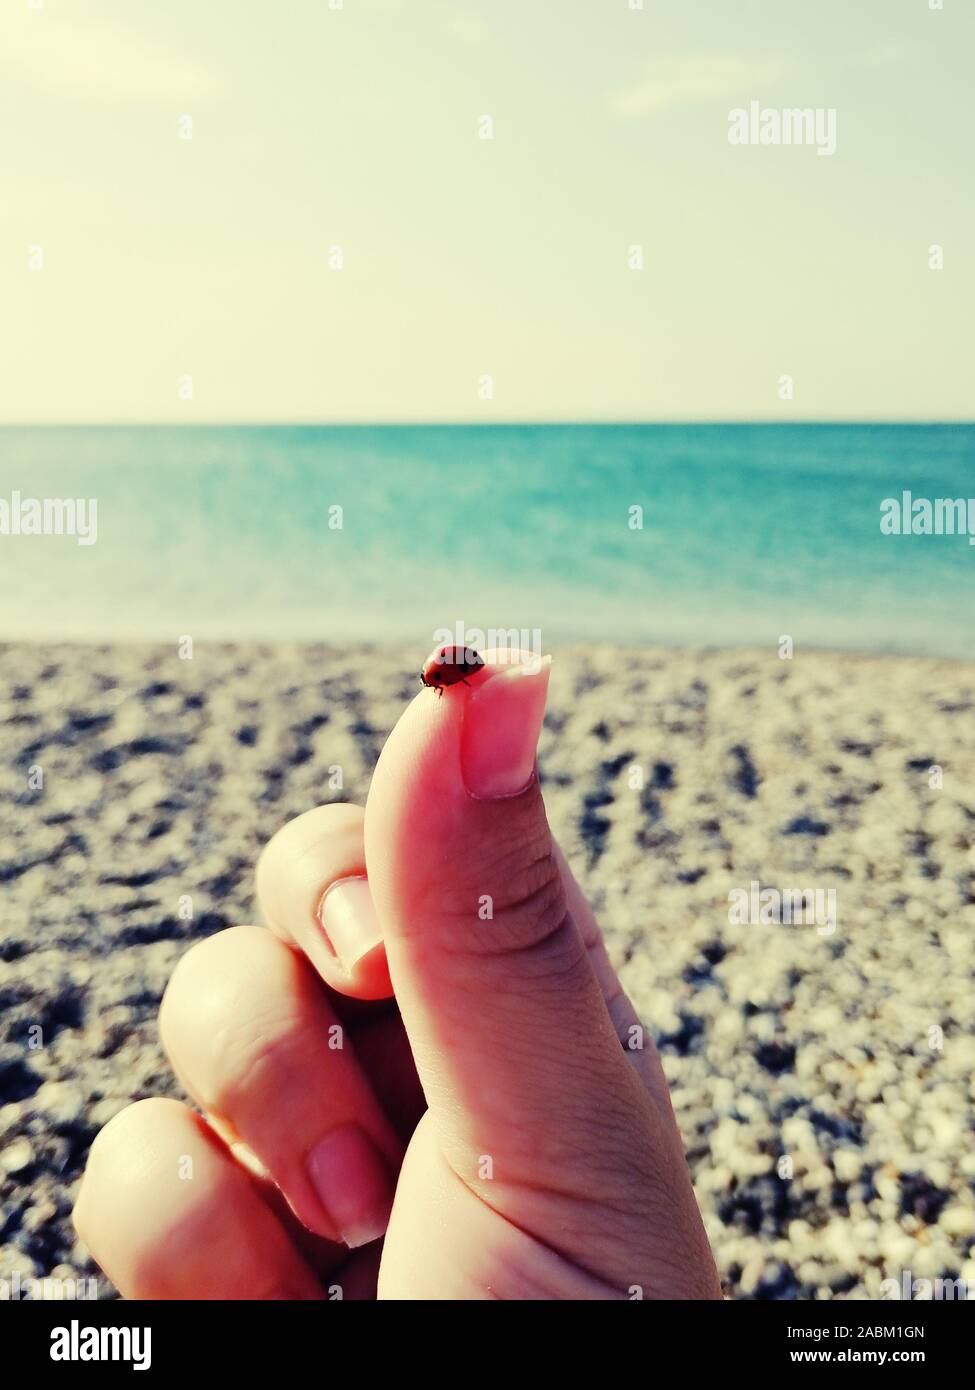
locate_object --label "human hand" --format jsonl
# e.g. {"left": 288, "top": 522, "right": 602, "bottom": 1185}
{"left": 74, "top": 651, "right": 720, "bottom": 1300}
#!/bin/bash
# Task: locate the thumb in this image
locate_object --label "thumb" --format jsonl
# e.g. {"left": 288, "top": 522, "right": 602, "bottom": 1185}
{"left": 364, "top": 650, "right": 690, "bottom": 1283}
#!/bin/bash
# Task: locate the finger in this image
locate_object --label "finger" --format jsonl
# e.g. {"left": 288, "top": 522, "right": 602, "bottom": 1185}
{"left": 364, "top": 650, "right": 625, "bottom": 1158}
{"left": 364, "top": 648, "right": 719, "bottom": 1295}
{"left": 160, "top": 926, "right": 400, "bottom": 1248}
{"left": 73, "top": 1098, "right": 324, "bottom": 1300}
{"left": 255, "top": 805, "right": 425, "bottom": 1142}
{"left": 257, "top": 803, "right": 392, "bottom": 1000}
{"left": 553, "top": 841, "right": 675, "bottom": 1111}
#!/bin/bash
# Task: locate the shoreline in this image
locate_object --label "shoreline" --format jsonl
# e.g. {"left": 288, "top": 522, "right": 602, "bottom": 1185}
{"left": 2, "top": 637, "right": 975, "bottom": 666}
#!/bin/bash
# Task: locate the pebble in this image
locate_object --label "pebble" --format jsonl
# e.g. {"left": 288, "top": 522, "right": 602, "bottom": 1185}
{"left": 939, "top": 1205, "right": 975, "bottom": 1239}
{"left": 0, "top": 1137, "right": 34, "bottom": 1174}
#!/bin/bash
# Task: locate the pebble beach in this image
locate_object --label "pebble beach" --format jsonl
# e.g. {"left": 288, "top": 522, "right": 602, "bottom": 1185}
{"left": 1, "top": 640, "right": 974, "bottom": 1299}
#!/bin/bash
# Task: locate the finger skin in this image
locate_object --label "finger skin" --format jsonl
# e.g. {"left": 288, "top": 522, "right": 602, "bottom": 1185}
{"left": 553, "top": 841, "right": 676, "bottom": 1113}
{"left": 379, "top": 1113, "right": 627, "bottom": 1300}
{"left": 73, "top": 1098, "right": 324, "bottom": 1300}
{"left": 364, "top": 662, "right": 645, "bottom": 1172}
{"left": 159, "top": 926, "right": 401, "bottom": 1244}
{"left": 364, "top": 654, "right": 721, "bottom": 1297}
{"left": 257, "top": 803, "right": 392, "bottom": 1000}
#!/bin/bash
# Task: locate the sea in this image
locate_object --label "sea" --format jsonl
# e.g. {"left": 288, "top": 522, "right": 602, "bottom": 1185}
{"left": 1, "top": 423, "right": 972, "bottom": 657}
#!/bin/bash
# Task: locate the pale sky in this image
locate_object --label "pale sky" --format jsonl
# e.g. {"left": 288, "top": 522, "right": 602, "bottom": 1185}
{"left": 1, "top": 0, "right": 972, "bottom": 422}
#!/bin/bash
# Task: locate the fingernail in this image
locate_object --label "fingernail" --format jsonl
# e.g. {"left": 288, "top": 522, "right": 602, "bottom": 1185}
{"left": 318, "top": 877, "right": 382, "bottom": 971}
{"left": 306, "top": 1125, "right": 394, "bottom": 1249}
{"left": 461, "top": 657, "right": 551, "bottom": 799}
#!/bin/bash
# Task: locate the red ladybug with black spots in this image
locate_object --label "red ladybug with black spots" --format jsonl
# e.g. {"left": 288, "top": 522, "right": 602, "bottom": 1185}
{"left": 419, "top": 645, "right": 485, "bottom": 694}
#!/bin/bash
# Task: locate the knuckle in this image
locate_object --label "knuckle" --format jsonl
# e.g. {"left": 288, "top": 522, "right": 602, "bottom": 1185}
{"left": 160, "top": 927, "right": 259, "bottom": 1042}
{"left": 202, "top": 1006, "right": 299, "bottom": 1117}
{"left": 160, "top": 929, "right": 302, "bottom": 1115}
{"left": 76, "top": 1099, "right": 190, "bottom": 1239}
{"left": 258, "top": 802, "right": 364, "bottom": 877}
{"left": 439, "top": 833, "right": 580, "bottom": 967}
{"left": 87, "top": 1097, "right": 183, "bottom": 1170}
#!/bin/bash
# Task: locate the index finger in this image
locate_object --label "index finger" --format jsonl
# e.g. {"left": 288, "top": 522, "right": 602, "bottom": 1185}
{"left": 256, "top": 802, "right": 393, "bottom": 1001}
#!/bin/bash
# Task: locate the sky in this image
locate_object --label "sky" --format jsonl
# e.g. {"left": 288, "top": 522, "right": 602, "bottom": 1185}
{"left": 1, "top": 0, "right": 972, "bottom": 423}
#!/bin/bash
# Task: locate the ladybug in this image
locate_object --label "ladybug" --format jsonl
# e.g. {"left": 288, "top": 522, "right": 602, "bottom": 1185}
{"left": 419, "top": 645, "right": 485, "bottom": 694}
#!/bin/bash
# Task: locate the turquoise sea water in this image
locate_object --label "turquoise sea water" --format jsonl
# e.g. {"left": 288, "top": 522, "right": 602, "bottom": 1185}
{"left": 1, "top": 424, "right": 973, "bottom": 656}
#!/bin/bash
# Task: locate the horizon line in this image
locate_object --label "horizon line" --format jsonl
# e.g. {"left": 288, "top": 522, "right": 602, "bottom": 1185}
{"left": 1, "top": 417, "right": 973, "bottom": 430}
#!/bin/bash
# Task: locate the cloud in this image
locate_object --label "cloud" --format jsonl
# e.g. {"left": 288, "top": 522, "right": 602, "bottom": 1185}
{"left": 608, "top": 55, "right": 783, "bottom": 119}
{"left": 0, "top": 9, "right": 220, "bottom": 106}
